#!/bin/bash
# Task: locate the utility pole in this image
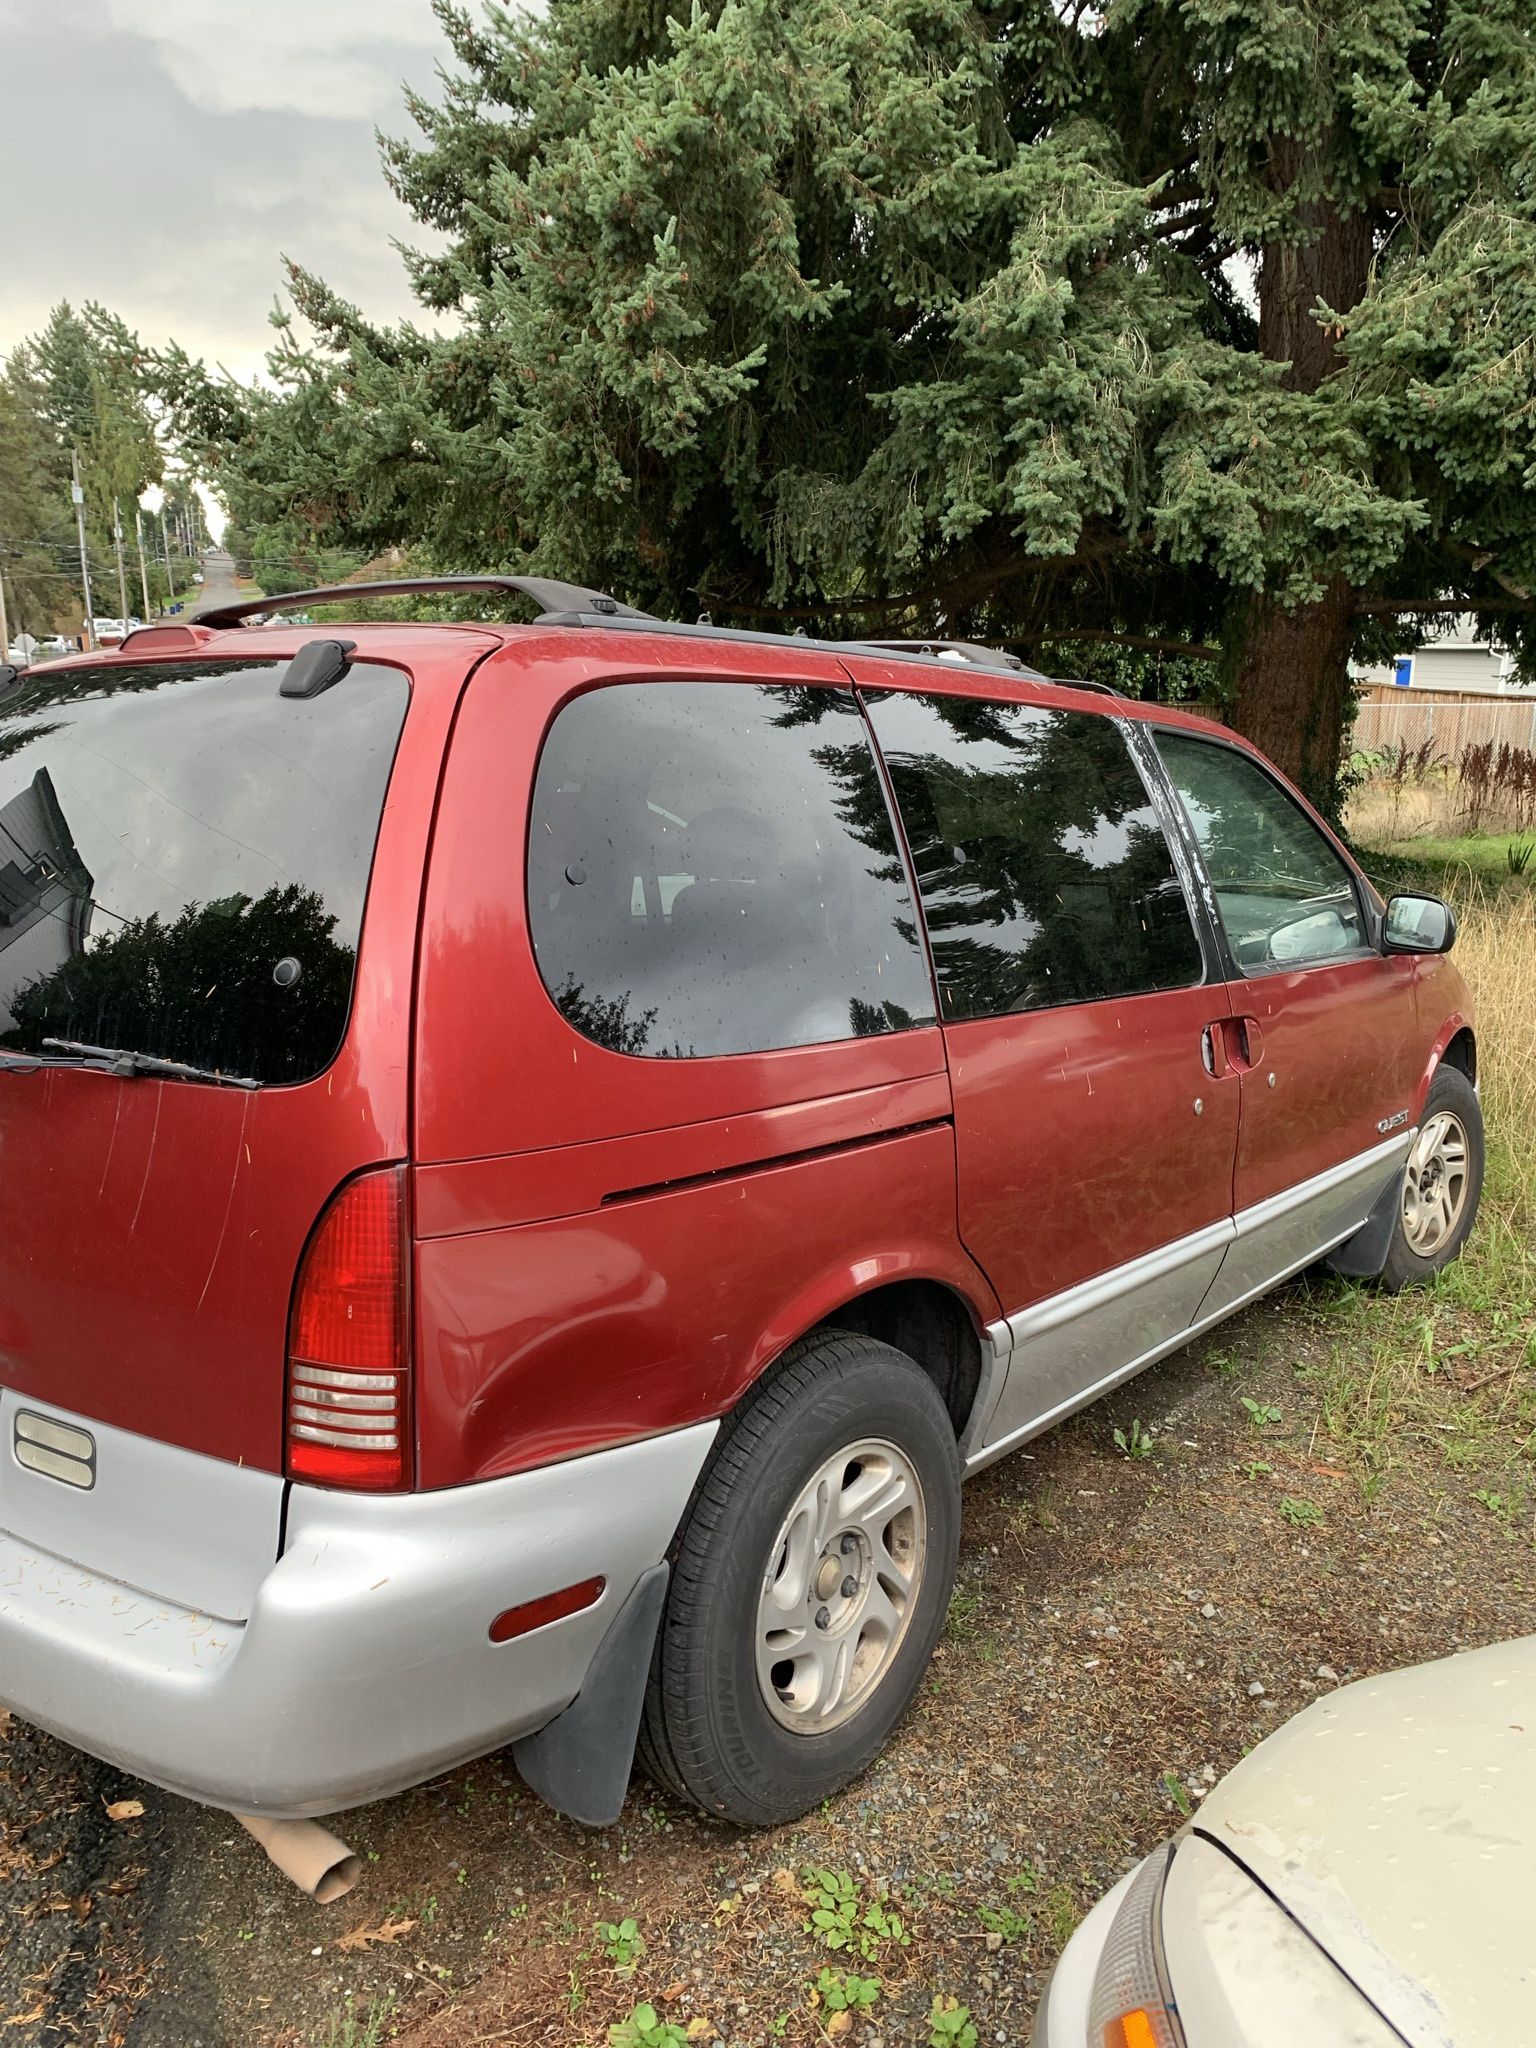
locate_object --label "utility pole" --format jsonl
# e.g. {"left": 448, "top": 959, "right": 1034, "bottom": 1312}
{"left": 134, "top": 507, "right": 152, "bottom": 617}
{"left": 72, "top": 448, "right": 97, "bottom": 649}
{"left": 113, "top": 498, "right": 131, "bottom": 627}
{"left": 160, "top": 509, "right": 177, "bottom": 603}
{"left": 0, "top": 564, "right": 10, "bottom": 665}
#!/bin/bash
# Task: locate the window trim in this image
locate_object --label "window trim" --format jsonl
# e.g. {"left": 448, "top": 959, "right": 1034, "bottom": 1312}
{"left": 1146, "top": 724, "right": 1379, "bottom": 981}
{"left": 857, "top": 685, "right": 1213, "bottom": 1024}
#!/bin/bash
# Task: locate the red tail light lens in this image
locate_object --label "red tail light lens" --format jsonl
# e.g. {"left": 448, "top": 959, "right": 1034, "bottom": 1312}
{"left": 286, "top": 1166, "right": 411, "bottom": 1491}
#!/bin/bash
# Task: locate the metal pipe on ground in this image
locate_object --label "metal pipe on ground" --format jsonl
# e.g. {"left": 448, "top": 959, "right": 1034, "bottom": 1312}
{"left": 235, "top": 1814, "right": 361, "bottom": 1902}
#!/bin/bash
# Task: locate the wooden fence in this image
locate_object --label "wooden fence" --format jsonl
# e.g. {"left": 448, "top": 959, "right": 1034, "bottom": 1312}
{"left": 1353, "top": 688, "right": 1536, "bottom": 759}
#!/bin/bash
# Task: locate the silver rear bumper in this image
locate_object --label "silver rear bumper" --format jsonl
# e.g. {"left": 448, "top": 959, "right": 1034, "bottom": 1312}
{"left": 0, "top": 1420, "right": 715, "bottom": 1816}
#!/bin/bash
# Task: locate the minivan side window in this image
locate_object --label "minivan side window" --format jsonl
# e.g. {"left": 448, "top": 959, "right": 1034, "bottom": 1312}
{"left": 864, "top": 691, "right": 1203, "bottom": 1020}
{"left": 1157, "top": 734, "right": 1369, "bottom": 972}
{"left": 527, "top": 682, "right": 936, "bottom": 1058}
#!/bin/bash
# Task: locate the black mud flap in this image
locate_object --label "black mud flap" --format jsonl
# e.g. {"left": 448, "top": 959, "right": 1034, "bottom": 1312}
{"left": 1326, "top": 1167, "right": 1407, "bottom": 1279}
{"left": 512, "top": 1563, "right": 668, "bottom": 1826}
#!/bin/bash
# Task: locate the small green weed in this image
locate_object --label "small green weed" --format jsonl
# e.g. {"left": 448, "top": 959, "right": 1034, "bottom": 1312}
{"left": 802, "top": 1868, "right": 909, "bottom": 1962}
{"left": 1279, "top": 1497, "right": 1324, "bottom": 1528}
{"left": 1241, "top": 1396, "right": 1282, "bottom": 1430}
{"left": 928, "top": 1996, "right": 979, "bottom": 2048}
{"left": 976, "top": 1901, "right": 1033, "bottom": 1942}
{"left": 815, "top": 1967, "right": 881, "bottom": 2015}
{"left": 1474, "top": 1487, "right": 1518, "bottom": 1525}
{"left": 1160, "top": 1770, "right": 1192, "bottom": 1818}
{"left": 1113, "top": 1418, "right": 1155, "bottom": 1459}
{"left": 1243, "top": 1459, "right": 1274, "bottom": 1482}
{"left": 311, "top": 1997, "right": 397, "bottom": 2048}
{"left": 1042, "top": 1884, "right": 1082, "bottom": 1946}
{"left": 597, "top": 1917, "right": 645, "bottom": 1973}
{"left": 946, "top": 1588, "right": 981, "bottom": 1638}
{"left": 1508, "top": 838, "right": 1535, "bottom": 876}
{"left": 608, "top": 2005, "right": 689, "bottom": 2048}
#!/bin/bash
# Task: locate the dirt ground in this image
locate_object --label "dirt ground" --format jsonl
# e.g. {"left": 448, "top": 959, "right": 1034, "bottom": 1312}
{"left": 4, "top": 1284, "right": 1533, "bottom": 2048}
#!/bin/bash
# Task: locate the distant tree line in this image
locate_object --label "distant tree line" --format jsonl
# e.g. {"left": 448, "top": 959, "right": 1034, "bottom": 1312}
{"left": 0, "top": 303, "right": 207, "bottom": 638}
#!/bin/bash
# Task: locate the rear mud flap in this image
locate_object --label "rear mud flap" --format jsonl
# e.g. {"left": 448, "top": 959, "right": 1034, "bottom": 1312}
{"left": 1326, "top": 1166, "right": 1407, "bottom": 1279}
{"left": 512, "top": 1564, "right": 669, "bottom": 1826}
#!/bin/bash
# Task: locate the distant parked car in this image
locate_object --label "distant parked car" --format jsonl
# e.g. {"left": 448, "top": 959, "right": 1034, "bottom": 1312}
{"left": 1035, "top": 1636, "right": 1535, "bottom": 2047}
{"left": 91, "top": 617, "right": 127, "bottom": 646}
{"left": 0, "top": 574, "right": 1482, "bottom": 1841}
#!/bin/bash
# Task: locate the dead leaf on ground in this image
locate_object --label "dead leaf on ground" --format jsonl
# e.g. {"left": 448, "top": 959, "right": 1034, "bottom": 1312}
{"left": 770, "top": 1867, "right": 800, "bottom": 1897}
{"left": 826, "top": 2014, "right": 853, "bottom": 2038}
{"left": 660, "top": 1982, "right": 687, "bottom": 2003}
{"left": 336, "top": 1916, "right": 416, "bottom": 1953}
{"left": 104, "top": 1800, "right": 144, "bottom": 1822}
{"left": 684, "top": 2021, "right": 714, "bottom": 2041}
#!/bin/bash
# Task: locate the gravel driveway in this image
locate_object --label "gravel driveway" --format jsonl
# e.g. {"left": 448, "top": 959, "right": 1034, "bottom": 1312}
{"left": 4, "top": 1288, "right": 1531, "bottom": 2048}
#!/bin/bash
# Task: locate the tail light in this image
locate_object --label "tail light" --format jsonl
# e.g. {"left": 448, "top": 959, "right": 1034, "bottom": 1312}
{"left": 286, "top": 1166, "right": 411, "bottom": 1491}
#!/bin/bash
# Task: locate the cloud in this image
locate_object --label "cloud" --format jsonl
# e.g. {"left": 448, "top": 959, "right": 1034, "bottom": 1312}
{"left": 0, "top": 0, "right": 463, "bottom": 377}
{"left": 100, "top": 0, "right": 450, "bottom": 121}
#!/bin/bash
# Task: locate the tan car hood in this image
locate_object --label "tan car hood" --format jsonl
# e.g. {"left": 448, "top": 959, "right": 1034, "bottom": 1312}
{"left": 1195, "top": 1635, "right": 1536, "bottom": 2048}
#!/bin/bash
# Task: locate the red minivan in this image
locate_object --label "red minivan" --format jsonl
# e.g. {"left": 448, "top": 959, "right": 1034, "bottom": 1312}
{"left": 0, "top": 579, "right": 1480, "bottom": 1829}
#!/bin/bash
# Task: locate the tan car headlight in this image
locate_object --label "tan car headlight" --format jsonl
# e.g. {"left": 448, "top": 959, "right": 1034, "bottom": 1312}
{"left": 1085, "top": 1845, "right": 1185, "bottom": 2048}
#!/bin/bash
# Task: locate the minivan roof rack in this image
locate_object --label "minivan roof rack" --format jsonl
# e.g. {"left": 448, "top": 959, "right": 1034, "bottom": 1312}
{"left": 193, "top": 575, "right": 656, "bottom": 630}
{"left": 855, "top": 637, "right": 1035, "bottom": 674}
{"left": 189, "top": 573, "right": 1103, "bottom": 695}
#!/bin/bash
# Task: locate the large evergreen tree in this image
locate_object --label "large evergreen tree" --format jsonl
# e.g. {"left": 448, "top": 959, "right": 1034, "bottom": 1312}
{"left": 154, "top": 0, "right": 1536, "bottom": 809}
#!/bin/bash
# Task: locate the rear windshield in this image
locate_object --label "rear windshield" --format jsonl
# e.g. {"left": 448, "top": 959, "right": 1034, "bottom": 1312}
{"left": 0, "top": 658, "right": 409, "bottom": 1084}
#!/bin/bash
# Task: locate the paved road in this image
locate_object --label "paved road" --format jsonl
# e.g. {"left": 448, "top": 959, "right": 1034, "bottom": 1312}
{"left": 181, "top": 549, "right": 240, "bottom": 616}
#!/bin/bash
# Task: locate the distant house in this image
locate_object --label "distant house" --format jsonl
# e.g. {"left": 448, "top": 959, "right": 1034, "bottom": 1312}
{"left": 1354, "top": 616, "right": 1536, "bottom": 754}
{"left": 1356, "top": 616, "right": 1527, "bottom": 699}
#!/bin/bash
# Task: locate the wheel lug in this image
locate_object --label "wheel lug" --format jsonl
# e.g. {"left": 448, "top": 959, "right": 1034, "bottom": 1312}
{"left": 841, "top": 1575, "right": 858, "bottom": 1599}
{"left": 815, "top": 1606, "right": 831, "bottom": 1630}
{"left": 840, "top": 1534, "right": 858, "bottom": 1555}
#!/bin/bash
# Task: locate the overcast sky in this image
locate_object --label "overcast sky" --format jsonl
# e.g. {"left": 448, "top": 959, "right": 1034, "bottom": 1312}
{"left": 0, "top": 0, "right": 466, "bottom": 380}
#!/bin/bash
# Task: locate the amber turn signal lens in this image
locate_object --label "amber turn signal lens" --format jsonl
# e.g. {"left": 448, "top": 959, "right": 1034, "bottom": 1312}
{"left": 1105, "top": 2012, "right": 1162, "bottom": 2048}
{"left": 489, "top": 1576, "right": 606, "bottom": 1643}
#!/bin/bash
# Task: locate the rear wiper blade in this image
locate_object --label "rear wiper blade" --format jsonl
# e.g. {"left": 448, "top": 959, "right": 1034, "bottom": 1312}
{"left": 41, "top": 1038, "right": 260, "bottom": 1090}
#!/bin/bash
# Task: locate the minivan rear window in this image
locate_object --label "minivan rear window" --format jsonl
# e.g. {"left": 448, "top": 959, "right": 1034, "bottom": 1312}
{"left": 527, "top": 681, "right": 936, "bottom": 1057}
{"left": 0, "top": 658, "right": 409, "bottom": 1084}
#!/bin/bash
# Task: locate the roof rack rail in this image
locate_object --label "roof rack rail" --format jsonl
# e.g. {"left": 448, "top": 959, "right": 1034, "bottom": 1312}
{"left": 853, "top": 637, "right": 1037, "bottom": 676}
{"left": 192, "top": 575, "right": 655, "bottom": 630}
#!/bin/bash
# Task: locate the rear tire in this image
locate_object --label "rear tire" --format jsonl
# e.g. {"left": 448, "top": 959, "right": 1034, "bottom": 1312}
{"left": 1378, "top": 1065, "right": 1484, "bottom": 1292}
{"left": 639, "top": 1332, "right": 961, "bottom": 1825}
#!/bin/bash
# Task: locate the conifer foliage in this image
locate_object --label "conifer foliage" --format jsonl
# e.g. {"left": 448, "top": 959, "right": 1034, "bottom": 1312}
{"left": 155, "top": 0, "right": 1536, "bottom": 807}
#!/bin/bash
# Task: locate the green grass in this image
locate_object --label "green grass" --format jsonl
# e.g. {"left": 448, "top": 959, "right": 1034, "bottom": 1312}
{"left": 1369, "top": 832, "right": 1536, "bottom": 884}
{"left": 1292, "top": 872, "right": 1536, "bottom": 1526}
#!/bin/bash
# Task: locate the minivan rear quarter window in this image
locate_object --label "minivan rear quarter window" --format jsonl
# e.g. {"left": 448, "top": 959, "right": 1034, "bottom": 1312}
{"left": 0, "top": 657, "right": 409, "bottom": 1084}
{"left": 528, "top": 681, "right": 936, "bottom": 1057}
{"left": 865, "top": 690, "right": 1203, "bottom": 1019}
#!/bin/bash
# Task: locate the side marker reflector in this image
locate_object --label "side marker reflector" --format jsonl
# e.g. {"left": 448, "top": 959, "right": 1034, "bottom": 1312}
{"left": 490, "top": 1576, "right": 606, "bottom": 1643}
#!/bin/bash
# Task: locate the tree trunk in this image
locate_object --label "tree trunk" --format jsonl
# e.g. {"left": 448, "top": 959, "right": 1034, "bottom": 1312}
{"left": 1229, "top": 148, "right": 1372, "bottom": 813}
{"left": 1229, "top": 577, "right": 1358, "bottom": 815}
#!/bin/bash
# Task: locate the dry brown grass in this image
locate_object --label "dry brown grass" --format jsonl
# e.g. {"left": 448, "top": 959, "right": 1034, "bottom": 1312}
{"left": 1346, "top": 778, "right": 1454, "bottom": 844}
{"left": 1452, "top": 882, "right": 1536, "bottom": 1225}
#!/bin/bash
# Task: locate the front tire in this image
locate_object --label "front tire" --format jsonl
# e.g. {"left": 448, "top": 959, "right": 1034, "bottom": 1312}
{"left": 1378, "top": 1064, "right": 1484, "bottom": 1291}
{"left": 639, "top": 1332, "right": 961, "bottom": 1825}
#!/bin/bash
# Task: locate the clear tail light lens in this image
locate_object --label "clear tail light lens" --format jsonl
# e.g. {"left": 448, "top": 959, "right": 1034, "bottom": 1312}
{"left": 286, "top": 1165, "right": 411, "bottom": 1491}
